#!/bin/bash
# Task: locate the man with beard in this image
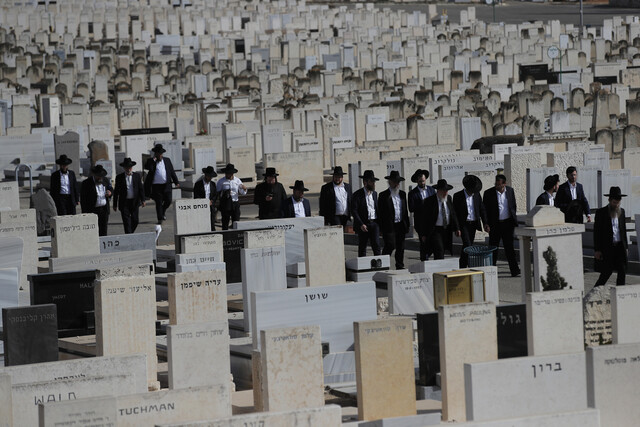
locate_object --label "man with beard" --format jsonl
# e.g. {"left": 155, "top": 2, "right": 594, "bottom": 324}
{"left": 422, "top": 179, "right": 460, "bottom": 260}
{"left": 80, "top": 165, "right": 113, "bottom": 236}
{"left": 254, "top": 167, "right": 287, "bottom": 219}
{"left": 594, "top": 186, "right": 628, "bottom": 286}
{"left": 351, "top": 170, "right": 381, "bottom": 257}
{"left": 408, "top": 169, "right": 435, "bottom": 261}
{"left": 283, "top": 180, "right": 311, "bottom": 218}
{"left": 113, "top": 157, "right": 145, "bottom": 234}
{"left": 216, "top": 164, "right": 247, "bottom": 230}
{"left": 453, "top": 175, "right": 487, "bottom": 268}
{"left": 535, "top": 174, "right": 560, "bottom": 206}
{"left": 378, "top": 171, "right": 410, "bottom": 270}
{"left": 193, "top": 166, "right": 218, "bottom": 230}
{"left": 319, "top": 166, "right": 352, "bottom": 227}
{"left": 50, "top": 154, "right": 79, "bottom": 215}
{"left": 144, "top": 144, "right": 180, "bottom": 224}
{"left": 555, "top": 166, "right": 591, "bottom": 223}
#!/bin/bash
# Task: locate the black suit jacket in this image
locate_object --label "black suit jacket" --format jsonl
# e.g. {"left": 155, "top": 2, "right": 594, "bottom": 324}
{"left": 594, "top": 206, "right": 628, "bottom": 271}
{"left": 282, "top": 197, "right": 311, "bottom": 218}
{"left": 351, "top": 188, "right": 378, "bottom": 231}
{"left": 50, "top": 170, "right": 79, "bottom": 205}
{"left": 535, "top": 192, "right": 553, "bottom": 206}
{"left": 408, "top": 186, "right": 435, "bottom": 235}
{"left": 319, "top": 181, "right": 352, "bottom": 221}
{"left": 253, "top": 181, "right": 287, "bottom": 219}
{"left": 377, "top": 189, "right": 410, "bottom": 234}
{"left": 193, "top": 179, "right": 218, "bottom": 206}
{"left": 555, "top": 181, "right": 590, "bottom": 216}
{"left": 483, "top": 186, "right": 518, "bottom": 228}
{"left": 80, "top": 178, "right": 113, "bottom": 214}
{"left": 453, "top": 189, "right": 487, "bottom": 231}
{"left": 143, "top": 157, "right": 179, "bottom": 196}
{"left": 113, "top": 172, "right": 144, "bottom": 210}
{"left": 421, "top": 194, "right": 460, "bottom": 238}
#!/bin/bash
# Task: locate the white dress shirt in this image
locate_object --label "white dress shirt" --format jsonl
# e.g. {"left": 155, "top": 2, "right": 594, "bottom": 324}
{"left": 569, "top": 181, "right": 577, "bottom": 200}
{"left": 204, "top": 180, "right": 211, "bottom": 200}
{"left": 365, "top": 190, "right": 376, "bottom": 220}
{"left": 126, "top": 173, "right": 135, "bottom": 199}
{"left": 419, "top": 186, "right": 428, "bottom": 200}
{"left": 497, "top": 190, "right": 510, "bottom": 220}
{"left": 153, "top": 159, "right": 167, "bottom": 184}
{"left": 95, "top": 180, "right": 107, "bottom": 207}
{"left": 390, "top": 188, "right": 402, "bottom": 223}
{"left": 435, "top": 196, "right": 450, "bottom": 226}
{"left": 216, "top": 176, "right": 246, "bottom": 202}
{"left": 465, "top": 190, "right": 476, "bottom": 221}
{"left": 60, "top": 172, "right": 70, "bottom": 195}
{"left": 612, "top": 216, "right": 621, "bottom": 243}
{"left": 333, "top": 183, "right": 348, "bottom": 215}
{"left": 546, "top": 191, "right": 554, "bottom": 207}
{"left": 293, "top": 197, "right": 306, "bottom": 217}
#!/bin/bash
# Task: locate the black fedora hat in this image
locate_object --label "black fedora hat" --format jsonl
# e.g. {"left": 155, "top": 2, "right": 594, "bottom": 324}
{"left": 220, "top": 163, "right": 238, "bottom": 173}
{"left": 385, "top": 170, "right": 405, "bottom": 182}
{"left": 119, "top": 157, "right": 136, "bottom": 168}
{"left": 604, "top": 186, "right": 627, "bottom": 199}
{"left": 332, "top": 166, "right": 346, "bottom": 176}
{"left": 411, "top": 169, "right": 429, "bottom": 183}
{"left": 263, "top": 167, "right": 279, "bottom": 177}
{"left": 543, "top": 174, "right": 560, "bottom": 191}
{"left": 202, "top": 166, "right": 217, "bottom": 177}
{"left": 151, "top": 144, "right": 166, "bottom": 153}
{"left": 463, "top": 174, "right": 482, "bottom": 193}
{"left": 432, "top": 179, "right": 453, "bottom": 191}
{"left": 289, "top": 180, "right": 308, "bottom": 191}
{"left": 359, "top": 170, "right": 379, "bottom": 181}
{"left": 90, "top": 164, "right": 108, "bottom": 177}
{"left": 55, "top": 154, "right": 73, "bottom": 165}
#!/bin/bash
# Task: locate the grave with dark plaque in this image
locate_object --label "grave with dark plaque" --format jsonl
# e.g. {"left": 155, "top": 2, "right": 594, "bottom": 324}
{"left": 28, "top": 270, "right": 97, "bottom": 337}
{"left": 417, "top": 311, "right": 439, "bottom": 386}
{"left": 2, "top": 304, "right": 58, "bottom": 366}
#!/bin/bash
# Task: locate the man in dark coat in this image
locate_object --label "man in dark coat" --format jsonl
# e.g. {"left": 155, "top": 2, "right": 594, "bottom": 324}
{"left": 453, "top": 175, "right": 488, "bottom": 268}
{"left": 421, "top": 179, "right": 460, "bottom": 260}
{"left": 378, "top": 171, "right": 410, "bottom": 269}
{"left": 283, "top": 180, "right": 311, "bottom": 218}
{"left": 351, "top": 170, "right": 381, "bottom": 257}
{"left": 80, "top": 165, "right": 113, "bottom": 236}
{"left": 483, "top": 174, "right": 520, "bottom": 276}
{"left": 113, "top": 158, "right": 145, "bottom": 234}
{"left": 555, "top": 166, "right": 591, "bottom": 223}
{"left": 535, "top": 174, "right": 560, "bottom": 206}
{"left": 144, "top": 144, "right": 180, "bottom": 224}
{"left": 594, "top": 186, "right": 628, "bottom": 286}
{"left": 408, "top": 169, "right": 435, "bottom": 261}
{"left": 193, "top": 166, "right": 218, "bottom": 231}
{"left": 319, "top": 166, "right": 352, "bottom": 227}
{"left": 50, "top": 154, "right": 79, "bottom": 215}
{"left": 254, "top": 167, "right": 287, "bottom": 219}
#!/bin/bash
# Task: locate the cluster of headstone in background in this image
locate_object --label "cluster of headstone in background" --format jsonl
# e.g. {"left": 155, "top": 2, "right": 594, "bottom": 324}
{"left": 0, "top": 0, "right": 640, "bottom": 425}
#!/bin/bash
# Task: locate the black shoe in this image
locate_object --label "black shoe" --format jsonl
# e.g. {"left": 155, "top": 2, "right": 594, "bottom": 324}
{"left": 511, "top": 270, "right": 521, "bottom": 277}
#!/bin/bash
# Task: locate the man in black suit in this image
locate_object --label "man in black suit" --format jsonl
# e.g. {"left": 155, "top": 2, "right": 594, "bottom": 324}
{"left": 113, "top": 158, "right": 145, "bottom": 234}
{"left": 555, "top": 166, "right": 591, "bottom": 224}
{"left": 319, "top": 166, "right": 352, "bottom": 227}
{"left": 283, "top": 180, "right": 311, "bottom": 218}
{"left": 80, "top": 165, "right": 113, "bottom": 236}
{"left": 50, "top": 154, "right": 79, "bottom": 215}
{"left": 453, "top": 175, "right": 488, "bottom": 268}
{"left": 421, "top": 179, "right": 460, "bottom": 260}
{"left": 408, "top": 169, "right": 435, "bottom": 261}
{"left": 254, "top": 167, "right": 287, "bottom": 219}
{"left": 535, "top": 174, "right": 560, "bottom": 207}
{"left": 594, "top": 186, "right": 628, "bottom": 287}
{"left": 378, "top": 171, "right": 410, "bottom": 269}
{"left": 144, "top": 144, "right": 180, "bottom": 224}
{"left": 351, "top": 170, "right": 381, "bottom": 257}
{"left": 483, "top": 174, "right": 520, "bottom": 276}
{"left": 193, "top": 166, "right": 218, "bottom": 231}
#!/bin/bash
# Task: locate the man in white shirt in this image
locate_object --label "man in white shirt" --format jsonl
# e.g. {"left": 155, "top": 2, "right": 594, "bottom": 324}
{"left": 80, "top": 165, "right": 113, "bottom": 236}
{"left": 378, "top": 171, "right": 410, "bottom": 269}
{"left": 113, "top": 158, "right": 145, "bottom": 234}
{"left": 216, "top": 163, "right": 247, "bottom": 230}
{"left": 556, "top": 166, "right": 591, "bottom": 223}
{"left": 408, "top": 169, "right": 436, "bottom": 261}
{"left": 143, "top": 144, "right": 180, "bottom": 224}
{"left": 351, "top": 170, "right": 381, "bottom": 257}
{"left": 319, "top": 166, "right": 352, "bottom": 227}
{"left": 453, "top": 175, "right": 488, "bottom": 268}
{"left": 535, "top": 174, "right": 559, "bottom": 207}
{"left": 483, "top": 174, "right": 520, "bottom": 276}
{"left": 51, "top": 154, "right": 80, "bottom": 215}
{"left": 594, "top": 186, "right": 628, "bottom": 286}
{"left": 421, "top": 179, "right": 461, "bottom": 260}
{"left": 283, "top": 180, "right": 311, "bottom": 218}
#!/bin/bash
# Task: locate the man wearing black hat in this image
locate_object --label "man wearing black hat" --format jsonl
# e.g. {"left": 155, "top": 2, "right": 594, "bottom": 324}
{"left": 351, "top": 170, "right": 381, "bottom": 257}
{"left": 81, "top": 165, "right": 113, "bottom": 236}
{"left": 113, "top": 158, "right": 145, "bottom": 234}
{"left": 144, "top": 144, "right": 180, "bottom": 224}
{"left": 408, "top": 169, "right": 435, "bottom": 261}
{"left": 193, "top": 166, "right": 218, "bottom": 231}
{"left": 594, "top": 186, "right": 628, "bottom": 287}
{"left": 378, "top": 171, "right": 410, "bottom": 269}
{"left": 555, "top": 166, "right": 592, "bottom": 223}
{"left": 422, "top": 179, "right": 460, "bottom": 260}
{"left": 483, "top": 174, "right": 520, "bottom": 276}
{"left": 535, "top": 174, "right": 560, "bottom": 206}
{"left": 453, "top": 175, "right": 488, "bottom": 268}
{"left": 283, "top": 181, "right": 311, "bottom": 218}
{"left": 319, "top": 166, "right": 352, "bottom": 227}
{"left": 51, "top": 154, "right": 79, "bottom": 215}
{"left": 254, "top": 167, "right": 287, "bottom": 219}
{"left": 216, "top": 164, "right": 247, "bottom": 230}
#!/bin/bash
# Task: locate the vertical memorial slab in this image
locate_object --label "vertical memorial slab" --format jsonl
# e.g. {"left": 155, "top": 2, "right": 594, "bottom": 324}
{"left": 304, "top": 226, "right": 345, "bottom": 287}
{"left": 2, "top": 304, "right": 58, "bottom": 366}
{"left": 174, "top": 199, "right": 212, "bottom": 235}
{"left": 611, "top": 284, "right": 640, "bottom": 345}
{"left": 388, "top": 273, "right": 434, "bottom": 315}
{"left": 168, "top": 270, "right": 227, "bottom": 325}
{"left": 50, "top": 214, "right": 99, "bottom": 258}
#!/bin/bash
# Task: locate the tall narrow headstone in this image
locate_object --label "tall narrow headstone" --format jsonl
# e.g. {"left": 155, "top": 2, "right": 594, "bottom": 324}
{"left": 611, "top": 284, "right": 640, "bottom": 345}
{"left": 304, "top": 226, "right": 345, "bottom": 287}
